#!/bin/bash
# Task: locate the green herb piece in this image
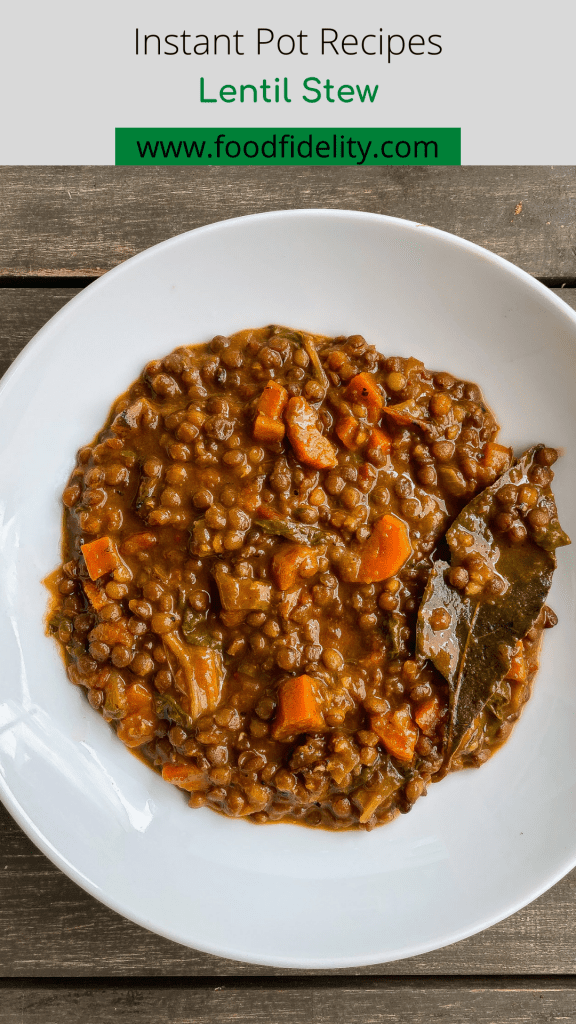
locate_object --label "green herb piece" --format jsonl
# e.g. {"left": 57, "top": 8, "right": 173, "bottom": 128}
{"left": 182, "top": 609, "right": 223, "bottom": 652}
{"left": 536, "top": 518, "right": 571, "bottom": 552}
{"left": 302, "top": 336, "right": 329, "bottom": 389}
{"left": 65, "top": 639, "right": 86, "bottom": 659}
{"left": 272, "top": 327, "right": 329, "bottom": 389}
{"left": 135, "top": 475, "right": 159, "bottom": 514}
{"left": 103, "top": 675, "right": 128, "bottom": 720}
{"left": 383, "top": 613, "right": 403, "bottom": 659}
{"left": 254, "top": 515, "right": 324, "bottom": 545}
{"left": 154, "top": 692, "right": 194, "bottom": 729}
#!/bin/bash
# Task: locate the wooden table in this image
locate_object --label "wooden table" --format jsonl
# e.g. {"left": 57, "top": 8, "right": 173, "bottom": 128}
{"left": 1, "top": 166, "right": 575, "bottom": 1022}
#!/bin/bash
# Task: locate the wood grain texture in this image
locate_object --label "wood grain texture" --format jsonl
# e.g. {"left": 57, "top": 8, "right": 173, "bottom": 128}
{"left": 0, "top": 166, "right": 575, "bottom": 280}
{"left": 1, "top": 979, "right": 576, "bottom": 1023}
{"left": 1, "top": 287, "right": 575, "bottom": 977}
{"left": 0, "top": 288, "right": 81, "bottom": 379}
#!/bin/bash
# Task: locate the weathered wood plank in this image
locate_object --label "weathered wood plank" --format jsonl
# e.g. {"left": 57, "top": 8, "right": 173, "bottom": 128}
{"left": 0, "top": 288, "right": 81, "bottom": 379}
{"left": 0, "top": 166, "right": 575, "bottom": 280}
{"left": 1, "top": 979, "right": 575, "bottom": 1024}
{"left": 1, "top": 287, "right": 575, "bottom": 976}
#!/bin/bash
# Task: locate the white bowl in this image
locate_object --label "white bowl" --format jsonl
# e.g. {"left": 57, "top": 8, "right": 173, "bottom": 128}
{"left": 0, "top": 210, "right": 574, "bottom": 968}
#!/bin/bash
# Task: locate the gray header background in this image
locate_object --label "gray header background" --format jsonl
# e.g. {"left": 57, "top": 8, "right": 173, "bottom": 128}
{"left": 0, "top": 0, "right": 574, "bottom": 163}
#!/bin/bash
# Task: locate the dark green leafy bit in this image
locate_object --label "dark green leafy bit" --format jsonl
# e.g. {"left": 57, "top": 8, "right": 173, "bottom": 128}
{"left": 271, "top": 326, "right": 329, "bottom": 388}
{"left": 302, "top": 336, "right": 329, "bottom": 388}
{"left": 417, "top": 446, "right": 570, "bottom": 766}
{"left": 270, "top": 327, "right": 304, "bottom": 344}
{"left": 66, "top": 638, "right": 86, "bottom": 660}
{"left": 487, "top": 679, "right": 513, "bottom": 721}
{"left": 350, "top": 761, "right": 405, "bottom": 821}
{"left": 254, "top": 514, "right": 324, "bottom": 545}
{"left": 103, "top": 675, "right": 127, "bottom": 720}
{"left": 537, "top": 518, "right": 571, "bottom": 553}
{"left": 182, "top": 608, "right": 223, "bottom": 652}
{"left": 154, "top": 692, "right": 193, "bottom": 729}
{"left": 382, "top": 612, "right": 403, "bottom": 659}
{"left": 111, "top": 399, "right": 159, "bottom": 435}
{"left": 135, "top": 474, "right": 160, "bottom": 515}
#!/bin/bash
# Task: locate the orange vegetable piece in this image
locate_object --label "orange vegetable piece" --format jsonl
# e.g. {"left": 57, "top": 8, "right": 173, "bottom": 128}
{"left": 89, "top": 619, "right": 133, "bottom": 647}
{"left": 371, "top": 705, "right": 418, "bottom": 762}
{"left": 253, "top": 414, "right": 285, "bottom": 443}
{"left": 258, "top": 380, "right": 288, "bottom": 418}
{"left": 162, "top": 763, "right": 209, "bottom": 792}
{"left": 125, "top": 682, "right": 154, "bottom": 715}
{"left": 272, "top": 675, "right": 326, "bottom": 740}
{"left": 284, "top": 396, "right": 338, "bottom": 469}
{"left": 81, "top": 536, "right": 122, "bottom": 580}
{"left": 356, "top": 514, "right": 412, "bottom": 584}
{"left": 482, "top": 441, "right": 512, "bottom": 475}
{"left": 82, "top": 579, "right": 108, "bottom": 611}
{"left": 381, "top": 399, "right": 427, "bottom": 427}
{"left": 254, "top": 380, "right": 288, "bottom": 443}
{"left": 335, "top": 414, "right": 361, "bottom": 450}
{"left": 122, "top": 532, "right": 157, "bottom": 556}
{"left": 367, "top": 427, "right": 392, "bottom": 459}
{"left": 414, "top": 695, "right": 443, "bottom": 736}
{"left": 344, "top": 373, "right": 384, "bottom": 422}
{"left": 116, "top": 711, "right": 157, "bottom": 748}
{"left": 271, "top": 544, "right": 319, "bottom": 590}
{"left": 278, "top": 588, "right": 301, "bottom": 620}
{"left": 505, "top": 640, "right": 527, "bottom": 683}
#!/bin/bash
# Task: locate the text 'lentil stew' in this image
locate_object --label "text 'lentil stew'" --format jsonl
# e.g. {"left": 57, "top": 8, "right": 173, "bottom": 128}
{"left": 46, "top": 327, "right": 571, "bottom": 830}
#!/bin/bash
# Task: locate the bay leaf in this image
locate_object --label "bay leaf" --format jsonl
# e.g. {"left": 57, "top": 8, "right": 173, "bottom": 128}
{"left": 417, "top": 445, "right": 569, "bottom": 765}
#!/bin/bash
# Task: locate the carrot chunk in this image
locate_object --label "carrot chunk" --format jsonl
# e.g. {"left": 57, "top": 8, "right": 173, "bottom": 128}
{"left": 344, "top": 373, "right": 384, "bottom": 421}
{"left": 482, "top": 441, "right": 512, "bottom": 475}
{"left": 82, "top": 579, "right": 108, "bottom": 611}
{"left": 253, "top": 414, "right": 285, "bottom": 443}
{"left": 371, "top": 705, "right": 418, "bottom": 762}
{"left": 162, "top": 763, "right": 209, "bottom": 792}
{"left": 253, "top": 380, "right": 288, "bottom": 443}
{"left": 335, "top": 414, "right": 362, "bottom": 450}
{"left": 284, "top": 396, "right": 338, "bottom": 469}
{"left": 121, "top": 532, "right": 157, "bottom": 556}
{"left": 258, "top": 380, "right": 288, "bottom": 419}
{"left": 116, "top": 711, "right": 157, "bottom": 748}
{"left": 81, "top": 536, "right": 122, "bottom": 580}
{"left": 271, "top": 544, "right": 319, "bottom": 590}
{"left": 125, "top": 682, "right": 154, "bottom": 715}
{"left": 505, "top": 640, "right": 527, "bottom": 683}
{"left": 88, "top": 619, "right": 133, "bottom": 647}
{"left": 356, "top": 514, "right": 411, "bottom": 583}
{"left": 272, "top": 675, "right": 326, "bottom": 741}
{"left": 366, "top": 427, "right": 392, "bottom": 459}
{"left": 414, "top": 695, "right": 443, "bottom": 736}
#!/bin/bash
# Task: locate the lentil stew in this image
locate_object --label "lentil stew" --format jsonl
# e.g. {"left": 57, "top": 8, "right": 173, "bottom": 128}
{"left": 46, "top": 327, "right": 570, "bottom": 830}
